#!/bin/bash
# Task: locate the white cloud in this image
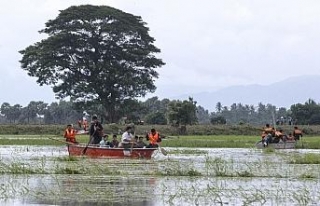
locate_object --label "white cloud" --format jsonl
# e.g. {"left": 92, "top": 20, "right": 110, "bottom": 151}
{"left": 1, "top": 0, "right": 320, "bottom": 105}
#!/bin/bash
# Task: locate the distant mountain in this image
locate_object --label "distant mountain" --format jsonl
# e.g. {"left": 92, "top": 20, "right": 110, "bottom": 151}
{"left": 175, "top": 75, "right": 320, "bottom": 112}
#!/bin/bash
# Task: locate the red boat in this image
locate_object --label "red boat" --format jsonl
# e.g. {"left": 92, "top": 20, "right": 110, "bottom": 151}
{"left": 67, "top": 144, "right": 158, "bottom": 159}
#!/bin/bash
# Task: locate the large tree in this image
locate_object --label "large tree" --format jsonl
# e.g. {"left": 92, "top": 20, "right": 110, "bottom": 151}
{"left": 168, "top": 97, "right": 198, "bottom": 125}
{"left": 20, "top": 5, "right": 165, "bottom": 122}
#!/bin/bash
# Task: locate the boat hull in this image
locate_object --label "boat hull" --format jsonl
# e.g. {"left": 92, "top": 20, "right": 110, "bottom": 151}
{"left": 255, "top": 140, "right": 296, "bottom": 149}
{"left": 67, "top": 144, "right": 157, "bottom": 159}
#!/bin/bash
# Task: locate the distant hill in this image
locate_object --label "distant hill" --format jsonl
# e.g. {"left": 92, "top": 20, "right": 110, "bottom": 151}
{"left": 175, "top": 75, "right": 320, "bottom": 112}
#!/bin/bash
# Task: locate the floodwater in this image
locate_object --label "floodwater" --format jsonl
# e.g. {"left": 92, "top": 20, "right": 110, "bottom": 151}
{"left": 0, "top": 146, "right": 320, "bottom": 205}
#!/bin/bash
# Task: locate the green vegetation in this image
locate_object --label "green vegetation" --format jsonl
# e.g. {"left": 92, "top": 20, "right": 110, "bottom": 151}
{"left": 1, "top": 124, "right": 320, "bottom": 137}
{"left": 161, "top": 135, "right": 258, "bottom": 148}
{"left": 1, "top": 134, "right": 320, "bottom": 149}
{"left": 289, "top": 153, "right": 320, "bottom": 164}
{"left": 0, "top": 146, "right": 319, "bottom": 205}
{"left": 263, "top": 147, "right": 275, "bottom": 153}
{"left": 20, "top": 5, "right": 165, "bottom": 123}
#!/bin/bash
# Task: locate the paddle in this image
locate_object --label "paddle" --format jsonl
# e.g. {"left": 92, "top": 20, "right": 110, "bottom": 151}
{"left": 48, "top": 137, "right": 75, "bottom": 145}
{"left": 81, "top": 129, "right": 97, "bottom": 155}
{"left": 130, "top": 133, "right": 136, "bottom": 153}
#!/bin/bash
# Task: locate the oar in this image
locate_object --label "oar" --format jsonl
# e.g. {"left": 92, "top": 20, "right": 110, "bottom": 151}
{"left": 130, "top": 133, "right": 136, "bottom": 153}
{"left": 81, "top": 136, "right": 93, "bottom": 155}
{"left": 81, "top": 129, "right": 97, "bottom": 155}
{"left": 48, "top": 137, "right": 75, "bottom": 145}
{"left": 130, "top": 141, "right": 134, "bottom": 153}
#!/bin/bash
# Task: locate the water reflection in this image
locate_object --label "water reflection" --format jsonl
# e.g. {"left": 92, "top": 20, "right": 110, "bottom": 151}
{"left": 0, "top": 146, "right": 320, "bottom": 205}
{"left": 0, "top": 175, "right": 157, "bottom": 206}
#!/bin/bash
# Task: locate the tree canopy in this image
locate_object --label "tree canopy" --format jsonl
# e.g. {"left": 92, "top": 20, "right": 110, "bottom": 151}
{"left": 19, "top": 5, "right": 165, "bottom": 122}
{"left": 2, "top": 97, "right": 320, "bottom": 126}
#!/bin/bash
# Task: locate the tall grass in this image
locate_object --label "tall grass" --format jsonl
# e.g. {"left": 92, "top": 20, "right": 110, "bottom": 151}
{"left": 289, "top": 153, "right": 320, "bottom": 164}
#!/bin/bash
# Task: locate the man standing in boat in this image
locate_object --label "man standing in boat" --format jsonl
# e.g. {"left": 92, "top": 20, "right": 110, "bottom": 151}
{"left": 89, "top": 115, "right": 104, "bottom": 144}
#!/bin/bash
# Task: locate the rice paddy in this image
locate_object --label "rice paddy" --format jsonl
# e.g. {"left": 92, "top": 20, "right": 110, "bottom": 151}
{"left": 0, "top": 135, "right": 320, "bottom": 205}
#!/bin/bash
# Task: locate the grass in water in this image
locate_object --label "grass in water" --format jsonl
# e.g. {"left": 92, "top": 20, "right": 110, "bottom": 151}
{"left": 54, "top": 167, "right": 82, "bottom": 174}
{"left": 56, "top": 156, "right": 79, "bottom": 162}
{"left": 289, "top": 153, "right": 320, "bottom": 164}
{"left": 3, "top": 134, "right": 320, "bottom": 149}
{"left": 263, "top": 147, "right": 275, "bottom": 153}
{"left": 169, "top": 149, "right": 208, "bottom": 155}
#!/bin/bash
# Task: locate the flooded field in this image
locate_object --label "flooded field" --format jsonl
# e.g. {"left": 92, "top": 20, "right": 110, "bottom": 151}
{"left": 0, "top": 146, "right": 320, "bottom": 205}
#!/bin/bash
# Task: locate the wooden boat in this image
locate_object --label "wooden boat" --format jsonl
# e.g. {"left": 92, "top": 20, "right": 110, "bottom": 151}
{"left": 67, "top": 144, "right": 158, "bottom": 159}
{"left": 255, "top": 140, "right": 296, "bottom": 149}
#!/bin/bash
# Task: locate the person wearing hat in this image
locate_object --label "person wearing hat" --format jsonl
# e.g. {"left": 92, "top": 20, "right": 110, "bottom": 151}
{"left": 89, "top": 115, "right": 104, "bottom": 144}
{"left": 64, "top": 124, "right": 78, "bottom": 143}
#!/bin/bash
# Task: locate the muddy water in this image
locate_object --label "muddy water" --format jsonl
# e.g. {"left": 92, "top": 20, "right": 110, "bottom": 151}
{"left": 0, "top": 146, "right": 320, "bottom": 205}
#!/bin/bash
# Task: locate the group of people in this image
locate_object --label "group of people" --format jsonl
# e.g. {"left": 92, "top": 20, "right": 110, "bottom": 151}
{"left": 261, "top": 123, "right": 303, "bottom": 146}
{"left": 77, "top": 118, "right": 88, "bottom": 131}
{"left": 120, "top": 126, "right": 163, "bottom": 148}
{"left": 63, "top": 115, "right": 163, "bottom": 148}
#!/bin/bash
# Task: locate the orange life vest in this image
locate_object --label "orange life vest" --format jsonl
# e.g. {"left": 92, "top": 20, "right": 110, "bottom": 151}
{"left": 148, "top": 132, "right": 160, "bottom": 145}
{"left": 65, "top": 129, "right": 76, "bottom": 142}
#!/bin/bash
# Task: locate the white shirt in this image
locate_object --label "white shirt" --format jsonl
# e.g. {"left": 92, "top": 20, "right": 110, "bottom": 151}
{"left": 121, "top": 131, "right": 133, "bottom": 142}
{"left": 99, "top": 139, "right": 106, "bottom": 146}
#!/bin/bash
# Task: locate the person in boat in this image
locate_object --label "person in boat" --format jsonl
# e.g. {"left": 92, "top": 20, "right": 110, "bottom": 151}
{"left": 263, "top": 124, "right": 275, "bottom": 136}
{"left": 99, "top": 134, "right": 113, "bottom": 148}
{"left": 77, "top": 119, "right": 82, "bottom": 129}
{"left": 287, "top": 132, "right": 295, "bottom": 141}
{"left": 89, "top": 115, "right": 104, "bottom": 145}
{"left": 133, "top": 135, "right": 139, "bottom": 144}
{"left": 111, "top": 134, "right": 119, "bottom": 148}
{"left": 293, "top": 126, "right": 303, "bottom": 140}
{"left": 137, "top": 136, "right": 147, "bottom": 148}
{"left": 273, "top": 129, "right": 285, "bottom": 143}
{"left": 119, "top": 126, "right": 135, "bottom": 148}
{"left": 64, "top": 124, "right": 78, "bottom": 144}
{"left": 145, "top": 128, "right": 163, "bottom": 148}
{"left": 83, "top": 118, "right": 88, "bottom": 131}
{"left": 261, "top": 124, "right": 275, "bottom": 146}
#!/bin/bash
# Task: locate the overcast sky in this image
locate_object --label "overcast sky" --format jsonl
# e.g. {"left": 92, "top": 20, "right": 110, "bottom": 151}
{"left": 1, "top": 0, "right": 320, "bottom": 106}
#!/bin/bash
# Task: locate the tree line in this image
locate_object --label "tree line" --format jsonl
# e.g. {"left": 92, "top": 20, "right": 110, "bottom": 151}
{"left": 13, "top": 5, "right": 320, "bottom": 127}
{"left": 1, "top": 97, "right": 319, "bottom": 126}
